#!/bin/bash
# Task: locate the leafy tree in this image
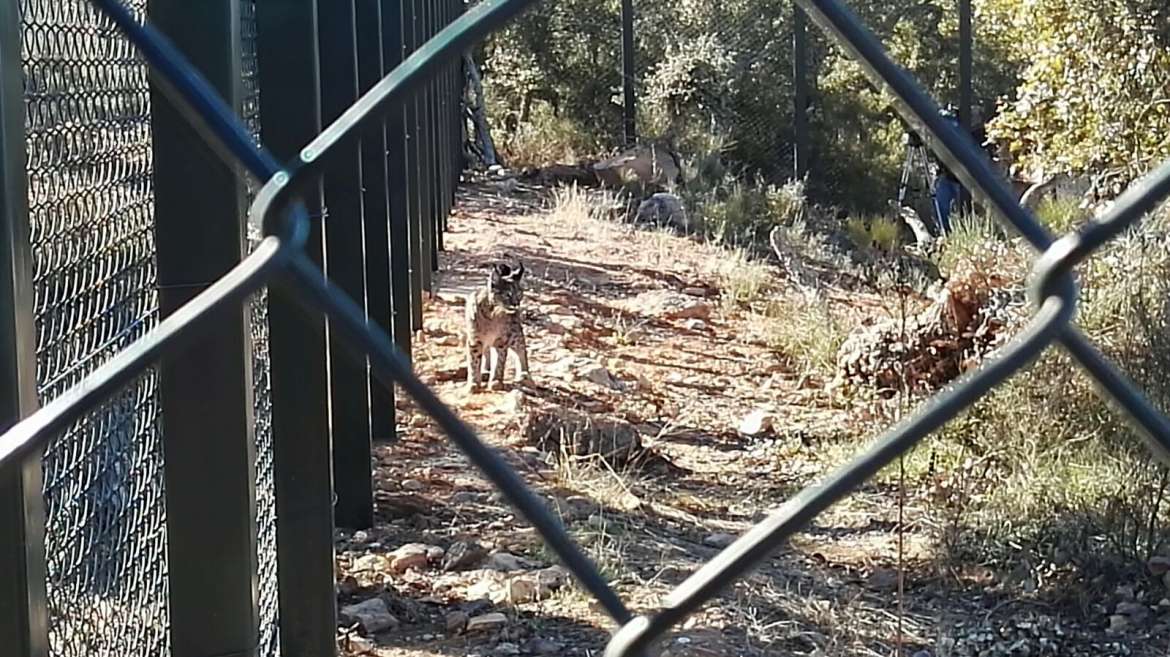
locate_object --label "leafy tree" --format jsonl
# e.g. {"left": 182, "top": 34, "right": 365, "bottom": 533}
{"left": 985, "top": 0, "right": 1170, "bottom": 194}
{"left": 480, "top": 0, "right": 1017, "bottom": 211}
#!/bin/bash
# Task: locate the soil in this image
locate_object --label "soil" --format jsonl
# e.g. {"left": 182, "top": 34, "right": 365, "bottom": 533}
{"left": 335, "top": 180, "right": 1169, "bottom": 657}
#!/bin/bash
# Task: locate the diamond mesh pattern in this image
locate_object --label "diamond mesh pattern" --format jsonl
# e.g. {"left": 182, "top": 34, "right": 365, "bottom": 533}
{"left": 241, "top": 2, "right": 282, "bottom": 656}
{"left": 20, "top": 1, "right": 170, "bottom": 655}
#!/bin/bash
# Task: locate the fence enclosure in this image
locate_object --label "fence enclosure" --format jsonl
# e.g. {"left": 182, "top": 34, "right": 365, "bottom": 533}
{"left": 4, "top": 1, "right": 1170, "bottom": 657}
{"left": 1, "top": 0, "right": 464, "bottom": 655}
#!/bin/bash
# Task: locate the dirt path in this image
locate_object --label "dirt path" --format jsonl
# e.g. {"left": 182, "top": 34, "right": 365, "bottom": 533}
{"left": 336, "top": 182, "right": 1159, "bottom": 657}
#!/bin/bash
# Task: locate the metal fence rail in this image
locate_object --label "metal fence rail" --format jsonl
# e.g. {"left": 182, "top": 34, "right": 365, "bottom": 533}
{"left": 4, "top": 1, "right": 1170, "bottom": 657}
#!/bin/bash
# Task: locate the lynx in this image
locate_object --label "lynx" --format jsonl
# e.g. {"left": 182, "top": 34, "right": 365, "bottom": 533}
{"left": 465, "top": 261, "right": 530, "bottom": 390}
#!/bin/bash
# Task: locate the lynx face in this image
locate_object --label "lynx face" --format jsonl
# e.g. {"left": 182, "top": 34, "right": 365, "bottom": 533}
{"left": 489, "top": 262, "right": 525, "bottom": 310}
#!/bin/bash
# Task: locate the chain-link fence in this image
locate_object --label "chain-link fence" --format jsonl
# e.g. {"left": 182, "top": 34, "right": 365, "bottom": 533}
{"left": 20, "top": 0, "right": 170, "bottom": 655}
{"left": 6, "top": 0, "right": 1170, "bottom": 656}
{"left": 240, "top": 1, "right": 281, "bottom": 655}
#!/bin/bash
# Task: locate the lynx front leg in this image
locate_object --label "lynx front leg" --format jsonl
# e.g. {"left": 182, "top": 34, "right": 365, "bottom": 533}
{"left": 510, "top": 337, "right": 531, "bottom": 384}
{"left": 466, "top": 342, "right": 484, "bottom": 390}
{"left": 486, "top": 347, "right": 504, "bottom": 390}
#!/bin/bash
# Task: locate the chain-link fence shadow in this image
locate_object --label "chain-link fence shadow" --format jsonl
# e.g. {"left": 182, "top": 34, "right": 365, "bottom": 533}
{"left": 5, "top": 1, "right": 1170, "bottom": 657}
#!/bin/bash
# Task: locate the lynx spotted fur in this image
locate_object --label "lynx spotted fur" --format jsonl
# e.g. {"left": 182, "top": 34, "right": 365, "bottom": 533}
{"left": 465, "top": 261, "right": 530, "bottom": 390}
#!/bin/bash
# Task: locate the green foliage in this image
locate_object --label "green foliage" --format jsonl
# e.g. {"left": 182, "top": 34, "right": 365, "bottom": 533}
{"left": 845, "top": 215, "right": 901, "bottom": 252}
{"left": 687, "top": 170, "right": 808, "bottom": 248}
{"left": 482, "top": 0, "right": 625, "bottom": 164}
{"left": 928, "top": 208, "right": 1170, "bottom": 575}
{"left": 985, "top": 0, "right": 1170, "bottom": 191}
{"left": 761, "top": 295, "right": 846, "bottom": 374}
{"left": 483, "top": 0, "right": 1022, "bottom": 213}
{"left": 1034, "top": 196, "right": 1089, "bottom": 234}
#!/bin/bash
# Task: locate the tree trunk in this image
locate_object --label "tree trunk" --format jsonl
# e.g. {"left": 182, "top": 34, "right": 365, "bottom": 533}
{"left": 463, "top": 53, "right": 499, "bottom": 167}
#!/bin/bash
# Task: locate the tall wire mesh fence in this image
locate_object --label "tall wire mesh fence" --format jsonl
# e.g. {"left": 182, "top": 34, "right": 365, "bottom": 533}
{"left": 240, "top": 1, "right": 282, "bottom": 656}
{"left": 19, "top": 0, "right": 170, "bottom": 655}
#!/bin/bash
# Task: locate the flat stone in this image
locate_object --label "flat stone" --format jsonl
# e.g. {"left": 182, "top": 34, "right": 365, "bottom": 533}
{"left": 450, "top": 490, "right": 482, "bottom": 504}
{"left": 485, "top": 551, "right": 537, "bottom": 572}
{"left": 340, "top": 598, "right": 399, "bottom": 634}
{"left": 389, "top": 544, "right": 430, "bottom": 573}
{"left": 738, "top": 410, "right": 774, "bottom": 436}
{"left": 465, "top": 612, "right": 509, "bottom": 633}
{"left": 703, "top": 533, "right": 737, "bottom": 549}
{"left": 352, "top": 553, "right": 389, "bottom": 572}
{"left": 1116, "top": 601, "right": 1149, "bottom": 618}
{"left": 1149, "top": 556, "right": 1170, "bottom": 575}
{"left": 443, "top": 540, "right": 489, "bottom": 572}
{"left": 528, "top": 638, "right": 564, "bottom": 655}
{"left": 445, "top": 610, "right": 470, "bottom": 633}
{"left": 535, "top": 565, "right": 571, "bottom": 590}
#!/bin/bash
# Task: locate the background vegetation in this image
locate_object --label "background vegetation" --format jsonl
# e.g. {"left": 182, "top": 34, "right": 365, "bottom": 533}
{"left": 476, "top": 0, "right": 1170, "bottom": 589}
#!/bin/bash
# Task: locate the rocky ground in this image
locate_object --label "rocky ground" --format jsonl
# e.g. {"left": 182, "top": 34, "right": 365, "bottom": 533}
{"left": 333, "top": 180, "right": 1170, "bottom": 657}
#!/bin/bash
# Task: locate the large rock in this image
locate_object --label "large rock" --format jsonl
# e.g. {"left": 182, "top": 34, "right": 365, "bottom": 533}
{"left": 593, "top": 143, "right": 680, "bottom": 189}
{"left": 443, "top": 540, "right": 489, "bottom": 572}
{"left": 624, "top": 289, "right": 712, "bottom": 322}
{"left": 388, "top": 544, "right": 431, "bottom": 573}
{"left": 339, "top": 598, "right": 399, "bottom": 634}
{"left": 484, "top": 551, "right": 539, "bottom": 572}
{"left": 635, "top": 193, "right": 695, "bottom": 232}
{"left": 523, "top": 409, "right": 644, "bottom": 469}
{"left": 465, "top": 612, "right": 509, "bottom": 633}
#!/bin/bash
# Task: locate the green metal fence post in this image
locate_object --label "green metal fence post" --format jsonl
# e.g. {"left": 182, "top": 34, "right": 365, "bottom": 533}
{"left": 405, "top": 0, "right": 426, "bottom": 327}
{"left": 793, "top": 5, "right": 809, "bottom": 179}
{"left": 450, "top": 0, "right": 463, "bottom": 217}
{"left": 620, "top": 0, "right": 637, "bottom": 145}
{"left": 415, "top": 0, "right": 437, "bottom": 286}
{"left": 958, "top": 0, "right": 973, "bottom": 213}
{"left": 255, "top": 0, "right": 338, "bottom": 654}
{"left": 318, "top": 0, "right": 375, "bottom": 530}
{"left": 0, "top": 1, "right": 48, "bottom": 653}
{"left": 147, "top": 1, "right": 261, "bottom": 655}
{"left": 357, "top": 0, "right": 397, "bottom": 441}
{"left": 426, "top": 0, "right": 443, "bottom": 258}
{"left": 383, "top": 0, "right": 415, "bottom": 359}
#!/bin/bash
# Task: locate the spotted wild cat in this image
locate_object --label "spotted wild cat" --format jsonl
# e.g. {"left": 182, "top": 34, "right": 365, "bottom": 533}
{"left": 465, "top": 261, "right": 530, "bottom": 390}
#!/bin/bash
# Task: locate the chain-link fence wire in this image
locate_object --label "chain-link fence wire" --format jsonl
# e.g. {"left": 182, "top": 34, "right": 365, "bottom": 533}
{"left": 8, "top": 0, "right": 1170, "bottom": 656}
{"left": 20, "top": 1, "right": 171, "bottom": 655}
{"left": 240, "top": 1, "right": 282, "bottom": 656}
